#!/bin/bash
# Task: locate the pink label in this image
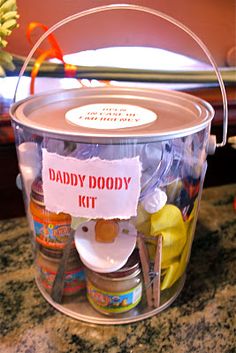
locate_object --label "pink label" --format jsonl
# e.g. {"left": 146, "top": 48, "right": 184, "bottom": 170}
{"left": 42, "top": 149, "right": 141, "bottom": 219}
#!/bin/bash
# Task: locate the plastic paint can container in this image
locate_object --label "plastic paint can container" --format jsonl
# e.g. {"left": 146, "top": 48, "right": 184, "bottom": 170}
{"left": 10, "top": 4, "right": 228, "bottom": 325}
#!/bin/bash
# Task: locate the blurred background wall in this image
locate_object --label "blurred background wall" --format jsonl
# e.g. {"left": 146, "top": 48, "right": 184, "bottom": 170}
{"left": 7, "top": 0, "right": 236, "bottom": 67}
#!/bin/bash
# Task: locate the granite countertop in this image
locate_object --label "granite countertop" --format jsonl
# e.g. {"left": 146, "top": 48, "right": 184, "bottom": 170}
{"left": 0, "top": 184, "right": 235, "bottom": 353}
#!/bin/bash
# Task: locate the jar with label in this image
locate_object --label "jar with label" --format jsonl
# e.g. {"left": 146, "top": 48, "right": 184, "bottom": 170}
{"left": 30, "top": 176, "right": 72, "bottom": 251}
{"left": 36, "top": 247, "right": 86, "bottom": 296}
{"left": 86, "top": 250, "right": 143, "bottom": 315}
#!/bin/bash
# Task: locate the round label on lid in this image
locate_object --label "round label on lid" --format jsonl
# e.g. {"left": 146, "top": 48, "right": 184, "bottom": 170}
{"left": 65, "top": 103, "right": 157, "bottom": 130}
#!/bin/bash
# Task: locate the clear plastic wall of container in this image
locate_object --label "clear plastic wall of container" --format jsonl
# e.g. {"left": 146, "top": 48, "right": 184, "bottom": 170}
{"left": 10, "top": 4, "right": 228, "bottom": 324}
{"left": 12, "top": 120, "right": 210, "bottom": 323}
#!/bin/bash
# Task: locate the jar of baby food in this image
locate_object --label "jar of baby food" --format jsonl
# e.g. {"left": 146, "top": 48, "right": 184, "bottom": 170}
{"left": 86, "top": 250, "right": 143, "bottom": 315}
{"left": 36, "top": 247, "right": 85, "bottom": 296}
{"left": 30, "top": 177, "right": 72, "bottom": 250}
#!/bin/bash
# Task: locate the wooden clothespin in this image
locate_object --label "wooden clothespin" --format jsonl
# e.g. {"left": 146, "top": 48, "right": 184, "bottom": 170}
{"left": 152, "top": 235, "right": 162, "bottom": 308}
{"left": 137, "top": 234, "right": 153, "bottom": 307}
{"left": 137, "top": 233, "right": 163, "bottom": 309}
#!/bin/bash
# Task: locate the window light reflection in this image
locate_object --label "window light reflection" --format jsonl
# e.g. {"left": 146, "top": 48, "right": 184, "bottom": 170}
{"left": 63, "top": 46, "right": 210, "bottom": 71}
{"left": 1, "top": 46, "right": 211, "bottom": 102}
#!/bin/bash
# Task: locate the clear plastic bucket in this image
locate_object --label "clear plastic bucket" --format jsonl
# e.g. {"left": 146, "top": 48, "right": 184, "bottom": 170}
{"left": 10, "top": 4, "right": 227, "bottom": 324}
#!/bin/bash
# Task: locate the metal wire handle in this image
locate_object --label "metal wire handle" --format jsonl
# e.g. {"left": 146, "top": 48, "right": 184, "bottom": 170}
{"left": 14, "top": 3, "right": 228, "bottom": 147}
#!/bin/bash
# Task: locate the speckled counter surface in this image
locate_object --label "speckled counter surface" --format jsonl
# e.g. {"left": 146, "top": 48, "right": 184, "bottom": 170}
{"left": 0, "top": 184, "right": 236, "bottom": 353}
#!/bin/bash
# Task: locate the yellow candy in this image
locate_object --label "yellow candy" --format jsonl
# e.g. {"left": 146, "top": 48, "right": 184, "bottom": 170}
{"left": 170, "top": 204, "right": 197, "bottom": 286}
{"left": 136, "top": 198, "right": 198, "bottom": 290}
{"left": 161, "top": 255, "right": 180, "bottom": 269}
{"left": 160, "top": 201, "right": 197, "bottom": 290}
{"left": 161, "top": 261, "right": 179, "bottom": 290}
{"left": 151, "top": 204, "right": 187, "bottom": 265}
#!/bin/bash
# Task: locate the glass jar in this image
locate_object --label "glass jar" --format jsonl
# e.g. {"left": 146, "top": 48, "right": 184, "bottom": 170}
{"left": 36, "top": 247, "right": 85, "bottom": 296}
{"left": 30, "top": 176, "right": 72, "bottom": 251}
{"left": 86, "top": 250, "right": 143, "bottom": 315}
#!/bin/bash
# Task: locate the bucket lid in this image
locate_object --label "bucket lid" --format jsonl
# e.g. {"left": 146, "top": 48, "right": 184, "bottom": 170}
{"left": 10, "top": 86, "right": 214, "bottom": 143}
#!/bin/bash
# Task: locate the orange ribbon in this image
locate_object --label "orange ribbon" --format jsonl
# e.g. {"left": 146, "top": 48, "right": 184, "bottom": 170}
{"left": 26, "top": 22, "right": 77, "bottom": 94}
